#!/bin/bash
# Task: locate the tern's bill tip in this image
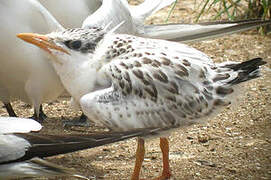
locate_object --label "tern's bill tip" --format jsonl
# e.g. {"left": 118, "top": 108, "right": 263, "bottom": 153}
{"left": 17, "top": 32, "right": 32, "bottom": 38}
{"left": 16, "top": 33, "right": 44, "bottom": 41}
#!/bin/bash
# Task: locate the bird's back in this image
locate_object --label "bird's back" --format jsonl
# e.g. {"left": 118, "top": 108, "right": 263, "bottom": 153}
{"left": 81, "top": 34, "right": 265, "bottom": 131}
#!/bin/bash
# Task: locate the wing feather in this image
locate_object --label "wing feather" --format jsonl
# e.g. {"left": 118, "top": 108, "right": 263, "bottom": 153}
{"left": 81, "top": 35, "right": 231, "bottom": 131}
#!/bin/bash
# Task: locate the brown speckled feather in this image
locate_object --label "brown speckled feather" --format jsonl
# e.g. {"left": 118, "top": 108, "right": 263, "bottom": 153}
{"left": 80, "top": 34, "right": 265, "bottom": 131}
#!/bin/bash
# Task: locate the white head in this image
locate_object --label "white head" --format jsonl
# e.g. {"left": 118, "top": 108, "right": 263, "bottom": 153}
{"left": 17, "top": 27, "right": 106, "bottom": 102}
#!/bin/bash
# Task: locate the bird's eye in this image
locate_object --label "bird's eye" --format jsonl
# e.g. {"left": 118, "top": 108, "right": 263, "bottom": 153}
{"left": 64, "top": 40, "right": 82, "bottom": 50}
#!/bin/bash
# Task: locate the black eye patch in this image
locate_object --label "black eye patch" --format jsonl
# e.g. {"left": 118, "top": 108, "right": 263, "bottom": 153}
{"left": 64, "top": 40, "right": 82, "bottom": 50}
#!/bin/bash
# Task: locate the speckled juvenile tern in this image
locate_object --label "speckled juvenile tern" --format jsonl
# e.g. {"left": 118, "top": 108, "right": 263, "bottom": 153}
{"left": 1, "top": 0, "right": 269, "bottom": 124}
{"left": 17, "top": 23, "right": 266, "bottom": 179}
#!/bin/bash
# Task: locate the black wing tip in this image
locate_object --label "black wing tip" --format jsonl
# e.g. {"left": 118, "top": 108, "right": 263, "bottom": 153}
{"left": 238, "top": 57, "right": 266, "bottom": 70}
{"left": 226, "top": 57, "right": 267, "bottom": 85}
{"left": 224, "top": 57, "right": 266, "bottom": 71}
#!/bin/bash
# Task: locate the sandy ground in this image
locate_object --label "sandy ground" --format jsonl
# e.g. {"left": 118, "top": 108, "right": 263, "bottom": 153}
{"left": 1, "top": 1, "right": 270, "bottom": 180}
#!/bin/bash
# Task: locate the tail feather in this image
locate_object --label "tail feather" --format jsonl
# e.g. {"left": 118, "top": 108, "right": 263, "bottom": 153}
{"left": 13, "top": 126, "right": 177, "bottom": 163}
{"left": 223, "top": 58, "right": 266, "bottom": 85}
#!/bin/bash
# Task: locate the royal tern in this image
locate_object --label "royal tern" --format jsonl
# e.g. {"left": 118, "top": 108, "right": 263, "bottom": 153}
{"left": 18, "top": 25, "right": 266, "bottom": 179}
{"left": 0, "top": 0, "right": 64, "bottom": 121}
{"left": 1, "top": 0, "right": 270, "bottom": 124}
{"left": 82, "top": 0, "right": 271, "bottom": 42}
{"left": 0, "top": 117, "right": 85, "bottom": 179}
{"left": 71, "top": 0, "right": 270, "bottom": 126}
{"left": 0, "top": 116, "right": 170, "bottom": 179}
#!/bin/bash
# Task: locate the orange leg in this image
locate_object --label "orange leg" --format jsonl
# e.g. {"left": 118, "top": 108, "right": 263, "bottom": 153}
{"left": 156, "top": 137, "right": 171, "bottom": 180}
{"left": 131, "top": 138, "right": 145, "bottom": 180}
{"left": 131, "top": 137, "right": 171, "bottom": 180}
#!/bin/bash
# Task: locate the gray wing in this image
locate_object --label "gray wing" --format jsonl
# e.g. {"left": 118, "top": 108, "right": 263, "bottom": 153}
{"left": 0, "top": 117, "right": 169, "bottom": 179}
{"left": 1, "top": 128, "right": 172, "bottom": 163}
{"left": 141, "top": 19, "right": 271, "bottom": 42}
{"left": 0, "top": 157, "right": 88, "bottom": 180}
{"left": 82, "top": 0, "right": 175, "bottom": 34}
{"left": 80, "top": 35, "right": 232, "bottom": 131}
{"left": 82, "top": 0, "right": 271, "bottom": 42}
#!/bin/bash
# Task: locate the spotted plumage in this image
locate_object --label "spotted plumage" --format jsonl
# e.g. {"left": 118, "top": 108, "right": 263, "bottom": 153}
{"left": 53, "top": 28, "right": 105, "bottom": 54}
{"left": 20, "top": 28, "right": 265, "bottom": 131}
{"left": 46, "top": 30, "right": 263, "bottom": 131}
{"left": 18, "top": 27, "right": 266, "bottom": 180}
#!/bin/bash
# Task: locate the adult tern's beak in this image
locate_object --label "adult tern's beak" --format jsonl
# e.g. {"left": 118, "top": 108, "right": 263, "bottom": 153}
{"left": 17, "top": 33, "right": 69, "bottom": 55}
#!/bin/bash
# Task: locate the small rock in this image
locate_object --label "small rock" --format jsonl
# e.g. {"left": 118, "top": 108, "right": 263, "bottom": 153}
{"left": 198, "top": 134, "right": 209, "bottom": 143}
{"left": 195, "top": 160, "right": 216, "bottom": 167}
{"left": 227, "top": 167, "right": 238, "bottom": 173}
{"left": 215, "top": 175, "right": 225, "bottom": 180}
{"left": 210, "top": 148, "right": 215, "bottom": 152}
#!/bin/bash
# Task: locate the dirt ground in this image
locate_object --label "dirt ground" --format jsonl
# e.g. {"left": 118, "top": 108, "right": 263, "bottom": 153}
{"left": 1, "top": 0, "right": 270, "bottom": 180}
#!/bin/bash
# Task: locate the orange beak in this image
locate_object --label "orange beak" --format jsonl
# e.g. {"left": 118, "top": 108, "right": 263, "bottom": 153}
{"left": 17, "top": 33, "right": 69, "bottom": 55}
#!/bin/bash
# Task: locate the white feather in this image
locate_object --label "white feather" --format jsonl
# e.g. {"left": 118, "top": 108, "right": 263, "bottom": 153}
{"left": 0, "top": 117, "right": 42, "bottom": 134}
{"left": 39, "top": 0, "right": 101, "bottom": 28}
{"left": 0, "top": 0, "right": 65, "bottom": 115}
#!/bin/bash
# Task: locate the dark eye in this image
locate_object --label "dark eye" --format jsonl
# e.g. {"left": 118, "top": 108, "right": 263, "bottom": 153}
{"left": 64, "top": 40, "right": 82, "bottom": 50}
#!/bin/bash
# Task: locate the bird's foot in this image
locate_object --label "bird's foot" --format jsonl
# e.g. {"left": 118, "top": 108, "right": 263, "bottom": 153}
{"left": 133, "top": 172, "right": 172, "bottom": 180}
{"left": 63, "top": 114, "right": 90, "bottom": 127}
{"left": 38, "top": 109, "right": 48, "bottom": 120}
{"left": 30, "top": 105, "right": 48, "bottom": 123}
{"left": 30, "top": 114, "right": 46, "bottom": 124}
{"left": 150, "top": 174, "right": 172, "bottom": 180}
{"left": 140, "top": 174, "right": 172, "bottom": 180}
{"left": 139, "top": 164, "right": 172, "bottom": 180}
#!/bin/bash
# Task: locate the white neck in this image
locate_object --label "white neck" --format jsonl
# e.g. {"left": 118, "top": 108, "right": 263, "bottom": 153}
{"left": 53, "top": 60, "right": 97, "bottom": 103}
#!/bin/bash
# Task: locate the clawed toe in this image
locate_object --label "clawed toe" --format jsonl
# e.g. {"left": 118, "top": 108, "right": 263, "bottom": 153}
{"left": 62, "top": 114, "right": 91, "bottom": 127}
